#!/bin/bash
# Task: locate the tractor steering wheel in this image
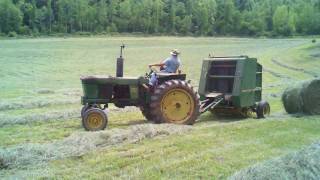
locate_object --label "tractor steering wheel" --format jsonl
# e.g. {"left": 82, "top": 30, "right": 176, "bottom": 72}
{"left": 149, "top": 66, "right": 160, "bottom": 73}
{"left": 146, "top": 66, "right": 158, "bottom": 79}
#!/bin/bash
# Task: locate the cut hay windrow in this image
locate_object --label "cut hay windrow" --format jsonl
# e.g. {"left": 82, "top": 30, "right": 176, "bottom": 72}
{"left": 229, "top": 142, "right": 320, "bottom": 180}
{"left": 0, "top": 106, "right": 139, "bottom": 127}
{"left": 35, "top": 89, "right": 55, "bottom": 94}
{"left": 0, "top": 109, "right": 79, "bottom": 126}
{"left": 0, "top": 99, "right": 79, "bottom": 111}
{"left": 263, "top": 68, "right": 292, "bottom": 80}
{"left": 282, "top": 79, "right": 320, "bottom": 115}
{"left": 0, "top": 124, "right": 192, "bottom": 169}
{"left": 272, "top": 59, "right": 318, "bottom": 78}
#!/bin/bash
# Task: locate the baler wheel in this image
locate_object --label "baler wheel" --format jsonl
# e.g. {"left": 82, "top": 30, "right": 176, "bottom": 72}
{"left": 256, "top": 101, "right": 271, "bottom": 119}
{"left": 149, "top": 80, "right": 200, "bottom": 125}
{"left": 82, "top": 108, "right": 108, "bottom": 131}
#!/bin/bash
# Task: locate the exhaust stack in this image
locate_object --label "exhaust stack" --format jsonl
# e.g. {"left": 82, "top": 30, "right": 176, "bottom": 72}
{"left": 116, "top": 44, "right": 125, "bottom": 77}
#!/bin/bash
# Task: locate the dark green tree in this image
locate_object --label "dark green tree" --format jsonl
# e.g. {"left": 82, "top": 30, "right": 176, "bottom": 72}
{"left": 1, "top": 0, "right": 320, "bottom": 36}
{"left": 273, "top": 5, "right": 296, "bottom": 36}
{"left": 0, "top": 0, "right": 22, "bottom": 33}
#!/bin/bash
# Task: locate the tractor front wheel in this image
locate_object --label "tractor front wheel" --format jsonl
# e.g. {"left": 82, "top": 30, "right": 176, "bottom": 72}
{"left": 81, "top": 104, "right": 91, "bottom": 118}
{"left": 82, "top": 108, "right": 108, "bottom": 131}
{"left": 81, "top": 104, "right": 102, "bottom": 119}
{"left": 149, "top": 80, "right": 200, "bottom": 125}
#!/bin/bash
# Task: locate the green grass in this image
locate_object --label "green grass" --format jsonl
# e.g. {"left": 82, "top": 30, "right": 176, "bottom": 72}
{"left": 0, "top": 119, "right": 79, "bottom": 147}
{"left": 0, "top": 36, "right": 319, "bottom": 179}
{"left": 33, "top": 116, "right": 320, "bottom": 179}
{"left": 0, "top": 110, "right": 145, "bottom": 147}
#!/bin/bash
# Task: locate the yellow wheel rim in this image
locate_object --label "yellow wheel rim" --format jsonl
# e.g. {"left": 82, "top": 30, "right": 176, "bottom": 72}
{"left": 87, "top": 112, "right": 104, "bottom": 129}
{"left": 161, "top": 89, "right": 195, "bottom": 123}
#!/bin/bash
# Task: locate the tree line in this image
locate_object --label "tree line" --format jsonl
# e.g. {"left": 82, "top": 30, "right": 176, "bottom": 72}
{"left": 0, "top": 0, "right": 320, "bottom": 37}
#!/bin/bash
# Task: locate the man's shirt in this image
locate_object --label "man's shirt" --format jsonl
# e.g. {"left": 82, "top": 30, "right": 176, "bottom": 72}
{"left": 163, "top": 56, "right": 181, "bottom": 73}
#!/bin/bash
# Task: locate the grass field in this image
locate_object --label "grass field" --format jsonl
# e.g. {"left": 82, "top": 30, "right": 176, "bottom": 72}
{"left": 0, "top": 37, "right": 319, "bottom": 179}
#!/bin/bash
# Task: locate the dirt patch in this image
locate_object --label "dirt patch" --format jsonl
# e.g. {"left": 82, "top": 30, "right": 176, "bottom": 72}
{"left": 229, "top": 142, "right": 320, "bottom": 180}
{"left": 0, "top": 124, "right": 192, "bottom": 169}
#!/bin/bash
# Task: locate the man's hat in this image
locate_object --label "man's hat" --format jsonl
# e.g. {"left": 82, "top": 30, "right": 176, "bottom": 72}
{"left": 170, "top": 49, "right": 180, "bottom": 56}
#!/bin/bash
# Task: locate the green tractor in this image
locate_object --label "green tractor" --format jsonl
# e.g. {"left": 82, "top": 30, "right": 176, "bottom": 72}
{"left": 80, "top": 46, "right": 270, "bottom": 131}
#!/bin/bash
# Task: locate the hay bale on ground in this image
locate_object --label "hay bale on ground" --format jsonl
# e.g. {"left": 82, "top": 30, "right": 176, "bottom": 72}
{"left": 229, "top": 142, "right": 320, "bottom": 180}
{"left": 0, "top": 124, "right": 192, "bottom": 169}
{"left": 282, "top": 79, "right": 320, "bottom": 115}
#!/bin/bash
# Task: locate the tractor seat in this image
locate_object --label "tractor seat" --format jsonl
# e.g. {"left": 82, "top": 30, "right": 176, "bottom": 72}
{"left": 156, "top": 72, "right": 187, "bottom": 79}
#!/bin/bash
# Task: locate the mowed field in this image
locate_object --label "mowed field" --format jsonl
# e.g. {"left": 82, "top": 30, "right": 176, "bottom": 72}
{"left": 0, "top": 37, "right": 320, "bottom": 179}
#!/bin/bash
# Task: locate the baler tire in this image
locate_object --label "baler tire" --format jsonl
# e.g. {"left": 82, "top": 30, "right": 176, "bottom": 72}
{"left": 149, "top": 80, "right": 200, "bottom": 125}
{"left": 256, "top": 101, "right": 270, "bottom": 119}
{"left": 82, "top": 108, "right": 108, "bottom": 131}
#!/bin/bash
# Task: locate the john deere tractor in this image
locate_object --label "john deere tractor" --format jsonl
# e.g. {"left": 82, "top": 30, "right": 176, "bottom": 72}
{"left": 80, "top": 45, "right": 270, "bottom": 131}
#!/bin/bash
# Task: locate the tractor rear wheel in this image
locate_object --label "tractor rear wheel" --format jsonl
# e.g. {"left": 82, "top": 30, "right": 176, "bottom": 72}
{"left": 82, "top": 108, "right": 108, "bottom": 131}
{"left": 149, "top": 80, "right": 200, "bottom": 125}
{"left": 140, "top": 105, "right": 154, "bottom": 121}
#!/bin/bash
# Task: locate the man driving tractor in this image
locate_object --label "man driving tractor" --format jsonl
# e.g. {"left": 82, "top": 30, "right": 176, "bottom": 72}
{"left": 148, "top": 49, "right": 181, "bottom": 86}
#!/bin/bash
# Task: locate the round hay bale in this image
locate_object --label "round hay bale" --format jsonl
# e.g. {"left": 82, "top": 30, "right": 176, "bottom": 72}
{"left": 282, "top": 84, "right": 304, "bottom": 114}
{"left": 300, "top": 79, "right": 320, "bottom": 114}
{"left": 282, "top": 79, "right": 320, "bottom": 115}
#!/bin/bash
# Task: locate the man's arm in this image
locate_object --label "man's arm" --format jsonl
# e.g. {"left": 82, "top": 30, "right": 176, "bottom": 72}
{"left": 177, "top": 66, "right": 181, "bottom": 74}
{"left": 176, "top": 60, "right": 182, "bottom": 73}
{"left": 149, "top": 58, "right": 168, "bottom": 68}
{"left": 148, "top": 63, "right": 165, "bottom": 68}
